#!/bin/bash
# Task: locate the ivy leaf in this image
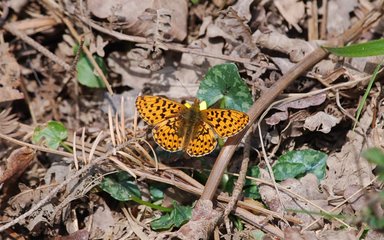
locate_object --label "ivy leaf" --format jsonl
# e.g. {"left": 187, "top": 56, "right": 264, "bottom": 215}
{"left": 32, "top": 121, "right": 68, "bottom": 149}
{"left": 99, "top": 171, "right": 141, "bottom": 201}
{"left": 273, "top": 149, "right": 327, "bottom": 181}
{"left": 151, "top": 202, "right": 192, "bottom": 230}
{"left": 197, "top": 63, "right": 253, "bottom": 112}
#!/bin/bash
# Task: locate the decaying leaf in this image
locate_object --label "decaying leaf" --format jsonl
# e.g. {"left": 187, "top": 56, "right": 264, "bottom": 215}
{"left": 321, "top": 109, "right": 375, "bottom": 196}
{"left": 87, "top": 0, "right": 188, "bottom": 42}
{"left": 274, "top": 0, "right": 305, "bottom": 32}
{"left": 304, "top": 111, "right": 342, "bottom": 133}
{"left": 266, "top": 94, "right": 327, "bottom": 125}
{"left": 0, "top": 43, "right": 24, "bottom": 103}
{"left": 259, "top": 171, "right": 329, "bottom": 229}
{"left": 0, "top": 147, "right": 35, "bottom": 185}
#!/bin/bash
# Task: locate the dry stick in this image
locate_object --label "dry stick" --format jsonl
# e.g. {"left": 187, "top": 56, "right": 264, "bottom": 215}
{"left": 3, "top": 24, "right": 71, "bottom": 71}
{"left": 0, "top": 140, "right": 133, "bottom": 233}
{"left": 199, "top": 8, "right": 383, "bottom": 202}
{"left": 223, "top": 131, "right": 251, "bottom": 233}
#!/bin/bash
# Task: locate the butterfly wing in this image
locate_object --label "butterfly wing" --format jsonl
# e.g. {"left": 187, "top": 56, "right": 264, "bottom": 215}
{"left": 186, "top": 122, "right": 217, "bottom": 157}
{"left": 152, "top": 117, "right": 183, "bottom": 152}
{"left": 136, "top": 96, "right": 186, "bottom": 125}
{"left": 201, "top": 109, "right": 249, "bottom": 137}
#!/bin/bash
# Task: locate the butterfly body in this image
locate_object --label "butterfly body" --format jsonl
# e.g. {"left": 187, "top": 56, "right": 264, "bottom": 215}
{"left": 136, "top": 96, "right": 249, "bottom": 157}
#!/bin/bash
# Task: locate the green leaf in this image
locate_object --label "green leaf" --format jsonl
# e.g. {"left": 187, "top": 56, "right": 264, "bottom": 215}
{"left": 99, "top": 171, "right": 141, "bottom": 201}
{"left": 197, "top": 63, "right": 253, "bottom": 112}
{"left": 172, "top": 202, "right": 192, "bottom": 227}
{"left": 32, "top": 121, "right": 68, "bottom": 149}
{"left": 273, "top": 149, "right": 328, "bottom": 181}
{"left": 151, "top": 214, "right": 173, "bottom": 230}
{"left": 363, "top": 148, "right": 384, "bottom": 166}
{"left": 222, "top": 165, "right": 261, "bottom": 200}
{"left": 149, "top": 183, "right": 168, "bottom": 201}
{"left": 244, "top": 166, "right": 260, "bottom": 199}
{"left": 151, "top": 202, "right": 192, "bottom": 230}
{"left": 325, "top": 39, "right": 384, "bottom": 57}
{"left": 75, "top": 47, "right": 107, "bottom": 88}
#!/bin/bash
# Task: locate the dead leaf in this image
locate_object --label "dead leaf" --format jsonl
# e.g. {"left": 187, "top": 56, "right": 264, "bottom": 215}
{"left": 304, "top": 111, "right": 341, "bottom": 133}
{"left": 0, "top": 43, "right": 24, "bottom": 103}
{"left": 0, "top": 147, "right": 35, "bottom": 185}
{"left": 274, "top": 0, "right": 305, "bottom": 32}
{"left": 259, "top": 171, "right": 329, "bottom": 230}
{"left": 54, "top": 229, "right": 89, "bottom": 240}
{"left": 253, "top": 30, "right": 315, "bottom": 62}
{"left": 284, "top": 228, "right": 317, "bottom": 240}
{"left": 266, "top": 94, "right": 326, "bottom": 125}
{"left": 327, "top": 0, "right": 358, "bottom": 37}
{"left": 321, "top": 109, "right": 375, "bottom": 196}
{"left": 87, "top": 0, "right": 188, "bottom": 42}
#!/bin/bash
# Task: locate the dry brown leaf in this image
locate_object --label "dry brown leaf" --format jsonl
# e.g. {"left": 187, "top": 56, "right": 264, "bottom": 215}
{"left": 304, "top": 111, "right": 341, "bottom": 133}
{"left": 274, "top": 0, "right": 305, "bottom": 32}
{"left": 87, "top": 0, "right": 188, "bottom": 42}
{"left": 259, "top": 171, "right": 329, "bottom": 230}
{"left": 0, "top": 43, "right": 24, "bottom": 103}
{"left": 327, "top": 0, "right": 358, "bottom": 37}
{"left": 284, "top": 228, "right": 317, "bottom": 240}
{"left": 0, "top": 147, "right": 35, "bottom": 185}
{"left": 265, "top": 94, "right": 326, "bottom": 125}
{"left": 54, "top": 229, "right": 90, "bottom": 240}
{"left": 86, "top": 200, "right": 115, "bottom": 239}
{"left": 253, "top": 30, "right": 315, "bottom": 62}
{"left": 321, "top": 109, "right": 375, "bottom": 196}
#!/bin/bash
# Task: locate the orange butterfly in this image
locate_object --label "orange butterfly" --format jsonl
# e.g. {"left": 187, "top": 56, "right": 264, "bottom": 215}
{"left": 136, "top": 96, "right": 249, "bottom": 157}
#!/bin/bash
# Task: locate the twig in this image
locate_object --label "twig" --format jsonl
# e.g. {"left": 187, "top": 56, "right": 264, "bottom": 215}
{"left": 0, "top": 140, "right": 133, "bottom": 232}
{"left": 3, "top": 23, "right": 71, "bottom": 71}
{"left": 223, "top": 131, "right": 251, "bottom": 233}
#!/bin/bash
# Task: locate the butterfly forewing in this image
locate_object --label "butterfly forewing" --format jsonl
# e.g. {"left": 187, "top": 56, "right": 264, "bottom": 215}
{"left": 136, "top": 96, "right": 185, "bottom": 125}
{"left": 186, "top": 122, "right": 217, "bottom": 157}
{"left": 152, "top": 117, "right": 183, "bottom": 152}
{"left": 201, "top": 109, "right": 249, "bottom": 137}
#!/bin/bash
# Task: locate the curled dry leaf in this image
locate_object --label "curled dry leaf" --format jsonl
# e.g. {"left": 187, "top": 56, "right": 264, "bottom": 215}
{"left": 304, "top": 111, "right": 341, "bottom": 134}
{"left": 0, "top": 43, "right": 24, "bottom": 103}
{"left": 253, "top": 30, "right": 315, "bottom": 62}
{"left": 87, "top": 0, "right": 188, "bottom": 42}
{"left": 0, "top": 147, "right": 35, "bottom": 185}
{"left": 265, "top": 94, "right": 327, "bottom": 125}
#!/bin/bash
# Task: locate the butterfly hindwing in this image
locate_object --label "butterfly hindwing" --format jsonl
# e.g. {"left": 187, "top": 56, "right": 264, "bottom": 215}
{"left": 152, "top": 117, "right": 183, "bottom": 152}
{"left": 136, "top": 96, "right": 186, "bottom": 125}
{"left": 201, "top": 109, "right": 249, "bottom": 137}
{"left": 186, "top": 122, "right": 217, "bottom": 157}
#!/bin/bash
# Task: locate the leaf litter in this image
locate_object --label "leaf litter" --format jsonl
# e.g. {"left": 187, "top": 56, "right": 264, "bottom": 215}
{"left": 0, "top": 0, "right": 383, "bottom": 239}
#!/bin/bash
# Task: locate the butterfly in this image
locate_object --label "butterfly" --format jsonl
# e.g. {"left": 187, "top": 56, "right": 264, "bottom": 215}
{"left": 135, "top": 95, "right": 249, "bottom": 157}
